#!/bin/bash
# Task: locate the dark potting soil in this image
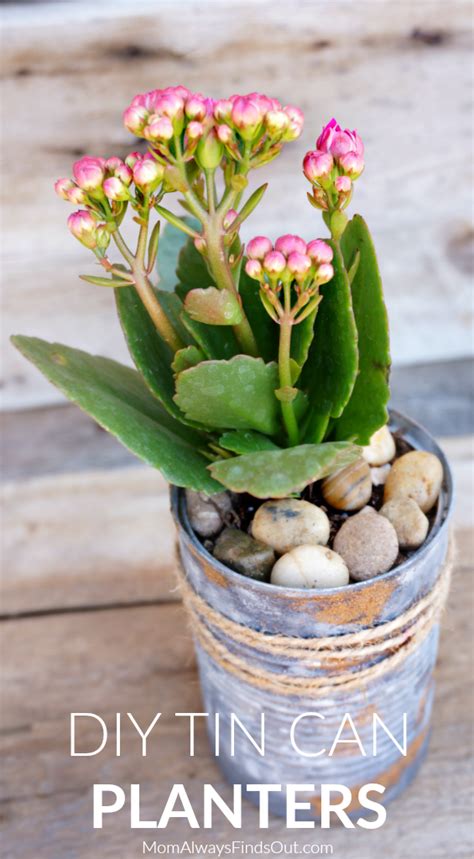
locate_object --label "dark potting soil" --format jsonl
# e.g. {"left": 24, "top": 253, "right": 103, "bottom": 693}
{"left": 198, "top": 431, "right": 438, "bottom": 572}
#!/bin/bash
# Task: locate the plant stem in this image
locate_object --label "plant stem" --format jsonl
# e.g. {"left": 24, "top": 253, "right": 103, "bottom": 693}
{"left": 205, "top": 219, "right": 258, "bottom": 356}
{"left": 278, "top": 312, "right": 299, "bottom": 446}
{"left": 113, "top": 226, "right": 184, "bottom": 353}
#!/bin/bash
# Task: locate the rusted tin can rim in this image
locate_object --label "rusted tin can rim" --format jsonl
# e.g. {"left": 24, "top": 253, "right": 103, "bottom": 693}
{"left": 171, "top": 409, "right": 454, "bottom": 598}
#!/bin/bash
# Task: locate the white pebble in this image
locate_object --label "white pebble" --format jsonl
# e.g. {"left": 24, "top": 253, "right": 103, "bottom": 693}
{"left": 371, "top": 464, "right": 391, "bottom": 486}
{"left": 271, "top": 545, "right": 349, "bottom": 589}
{"left": 252, "top": 499, "right": 329, "bottom": 554}
{"left": 363, "top": 426, "right": 396, "bottom": 466}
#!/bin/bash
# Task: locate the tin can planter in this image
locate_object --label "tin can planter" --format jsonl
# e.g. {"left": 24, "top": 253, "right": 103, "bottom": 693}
{"left": 171, "top": 410, "right": 453, "bottom": 820}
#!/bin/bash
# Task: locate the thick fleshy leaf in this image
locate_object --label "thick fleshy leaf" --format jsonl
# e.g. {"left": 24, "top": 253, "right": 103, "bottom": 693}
{"left": 291, "top": 307, "right": 318, "bottom": 374}
{"left": 180, "top": 311, "right": 241, "bottom": 360}
{"left": 301, "top": 240, "right": 358, "bottom": 442}
{"left": 175, "top": 356, "right": 280, "bottom": 435}
{"left": 172, "top": 345, "right": 205, "bottom": 373}
{"left": 333, "top": 215, "right": 391, "bottom": 444}
{"left": 175, "top": 234, "right": 213, "bottom": 295}
{"left": 209, "top": 442, "right": 360, "bottom": 498}
{"left": 115, "top": 285, "right": 180, "bottom": 419}
{"left": 156, "top": 218, "right": 201, "bottom": 291}
{"left": 156, "top": 290, "right": 195, "bottom": 347}
{"left": 11, "top": 336, "right": 221, "bottom": 494}
{"left": 184, "top": 287, "right": 243, "bottom": 325}
{"left": 219, "top": 430, "right": 280, "bottom": 454}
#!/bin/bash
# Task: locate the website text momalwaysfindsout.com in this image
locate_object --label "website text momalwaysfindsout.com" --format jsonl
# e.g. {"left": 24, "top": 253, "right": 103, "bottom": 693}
{"left": 142, "top": 841, "right": 334, "bottom": 855}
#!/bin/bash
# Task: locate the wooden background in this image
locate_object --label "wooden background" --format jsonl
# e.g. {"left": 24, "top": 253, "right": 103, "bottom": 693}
{"left": 1, "top": 0, "right": 473, "bottom": 409}
{"left": 1, "top": 2, "right": 473, "bottom": 857}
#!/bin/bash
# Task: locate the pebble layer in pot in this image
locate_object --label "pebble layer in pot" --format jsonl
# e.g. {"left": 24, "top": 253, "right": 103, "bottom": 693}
{"left": 12, "top": 87, "right": 453, "bottom": 822}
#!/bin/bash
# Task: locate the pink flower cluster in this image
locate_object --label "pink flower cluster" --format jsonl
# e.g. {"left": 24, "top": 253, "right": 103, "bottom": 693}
{"left": 55, "top": 153, "right": 164, "bottom": 206}
{"left": 303, "top": 118, "right": 364, "bottom": 210}
{"left": 245, "top": 234, "right": 334, "bottom": 287}
{"left": 123, "top": 86, "right": 303, "bottom": 169}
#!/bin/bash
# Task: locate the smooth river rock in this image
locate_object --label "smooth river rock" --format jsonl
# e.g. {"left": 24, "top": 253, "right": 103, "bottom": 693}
{"left": 333, "top": 506, "right": 399, "bottom": 581}
{"left": 251, "top": 498, "right": 330, "bottom": 554}
{"left": 213, "top": 527, "right": 276, "bottom": 581}
{"left": 380, "top": 497, "right": 429, "bottom": 550}
{"left": 186, "top": 489, "right": 233, "bottom": 537}
{"left": 322, "top": 458, "right": 372, "bottom": 511}
{"left": 383, "top": 450, "right": 443, "bottom": 513}
{"left": 271, "top": 545, "right": 349, "bottom": 589}
{"left": 362, "top": 425, "right": 396, "bottom": 466}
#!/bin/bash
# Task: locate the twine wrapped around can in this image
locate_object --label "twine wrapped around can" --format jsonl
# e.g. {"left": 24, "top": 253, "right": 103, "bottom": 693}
{"left": 176, "top": 539, "right": 453, "bottom": 698}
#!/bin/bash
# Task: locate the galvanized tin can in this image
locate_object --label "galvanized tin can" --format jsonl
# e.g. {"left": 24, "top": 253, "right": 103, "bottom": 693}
{"left": 171, "top": 411, "right": 453, "bottom": 820}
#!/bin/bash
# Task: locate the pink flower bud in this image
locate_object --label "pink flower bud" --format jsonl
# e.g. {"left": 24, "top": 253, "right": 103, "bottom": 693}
{"left": 67, "top": 210, "right": 97, "bottom": 249}
{"left": 66, "top": 186, "right": 86, "bottom": 204}
{"left": 283, "top": 105, "right": 304, "bottom": 140}
{"left": 316, "top": 118, "right": 364, "bottom": 160}
{"left": 133, "top": 158, "right": 164, "bottom": 192}
{"left": 105, "top": 156, "right": 123, "bottom": 172}
{"left": 334, "top": 175, "right": 352, "bottom": 193}
{"left": 185, "top": 95, "right": 207, "bottom": 121}
{"left": 103, "top": 176, "right": 130, "bottom": 201}
{"left": 223, "top": 209, "right": 238, "bottom": 230}
{"left": 306, "top": 240, "right": 334, "bottom": 264}
{"left": 245, "top": 259, "right": 263, "bottom": 280}
{"left": 73, "top": 156, "right": 105, "bottom": 192}
{"left": 263, "top": 250, "right": 286, "bottom": 275}
{"left": 144, "top": 116, "right": 174, "bottom": 142}
{"left": 55, "top": 178, "right": 75, "bottom": 200}
{"left": 247, "top": 236, "right": 273, "bottom": 260}
{"left": 125, "top": 151, "right": 143, "bottom": 169}
{"left": 338, "top": 152, "right": 364, "bottom": 178}
{"left": 123, "top": 104, "right": 149, "bottom": 134}
{"left": 216, "top": 124, "right": 233, "bottom": 144}
{"left": 194, "top": 237, "right": 206, "bottom": 253}
{"left": 303, "top": 150, "right": 333, "bottom": 182}
{"left": 275, "top": 234, "right": 307, "bottom": 256}
{"left": 231, "top": 97, "right": 263, "bottom": 140}
{"left": 316, "top": 263, "right": 334, "bottom": 285}
{"left": 214, "top": 99, "right": 233, "bottom": 121}
{"left": 265, "top": 110, "right": 289, "bottom": 136}
{"left": 186, "top": 120, "right": 204, "bottom": 141}
{"left": 287, "top": 252, "right": 312, "bottom": 278}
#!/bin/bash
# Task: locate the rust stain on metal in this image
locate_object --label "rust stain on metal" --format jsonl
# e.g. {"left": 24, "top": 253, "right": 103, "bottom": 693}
{"left": 309, "top": 726, "right": 429, "bottom": 816}
{"left": 187, "top": 542, "right": 230, "bottom": 589}
{"left": 286, "top": 579, "right": 395, "bottom": 627}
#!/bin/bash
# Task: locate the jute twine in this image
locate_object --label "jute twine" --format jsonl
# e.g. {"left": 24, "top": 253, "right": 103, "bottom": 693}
{"left": 177, "top": 539, "right": 454, "bottom": 697}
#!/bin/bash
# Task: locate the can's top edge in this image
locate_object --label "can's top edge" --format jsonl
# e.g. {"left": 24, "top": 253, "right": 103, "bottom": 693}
{"left": 172, "top": 409, "right": 454, "bottom": 599}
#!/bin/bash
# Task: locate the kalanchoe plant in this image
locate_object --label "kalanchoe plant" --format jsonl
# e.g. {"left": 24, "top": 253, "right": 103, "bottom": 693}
{"left": 12, "top": 89, "right": 390, "bottom": 499}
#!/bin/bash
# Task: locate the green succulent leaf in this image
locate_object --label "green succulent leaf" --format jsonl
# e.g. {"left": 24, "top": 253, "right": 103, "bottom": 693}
{"left": 209, "top": 441, "right": 360, "bottom": 498}
{"left": 115, "top": 285, "right": 184, "bottom": 421}
{"left": 184, "top": 287, "right": 243, "bottom": 325}
{"left": 301, "top": 240, "right": 359, "bottom": 442}
{"left": 156, "top": 218, "right": 201, "bottom": 292}
{"left": 171, "top": 345, "right": 205, "bottom": 373}
{"left": 219, "top": 430, "right": 280, "bottom": 454}
{"left": 332, "top": 215, "right": 391, "bottom": 443}
{"left": 180, "top": 311, "right": 241, "bottom": 360}
{"left": 175, "top": 356, "right": 280, "bottom": 435}
{"left": 11, "top": 336, "right": 221, "bottom": 494}
{"left": 175, "top": 234, "right": 213, "bottom": 296}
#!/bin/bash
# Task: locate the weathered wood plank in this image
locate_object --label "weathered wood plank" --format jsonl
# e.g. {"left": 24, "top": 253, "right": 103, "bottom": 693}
{"left": 2, "top": 0, "right": 473, "bottom": 409}
{"left": 1, "top": 436, "right": 472, "bottom": 615}
{"left": 1, "top": 540, "right": 472, "bottom": 858}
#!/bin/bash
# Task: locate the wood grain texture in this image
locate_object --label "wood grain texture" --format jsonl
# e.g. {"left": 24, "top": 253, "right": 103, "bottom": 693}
{"left": 2, "top": 0, "right": 473, "bottom": 409}
{"left": 1, "top": 530, "right": 473, "bottom": 858}
{"left": 2, "top": 434, "right": 472, "bottom": 614}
